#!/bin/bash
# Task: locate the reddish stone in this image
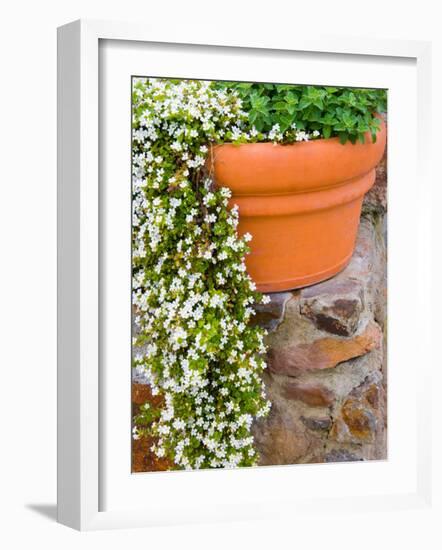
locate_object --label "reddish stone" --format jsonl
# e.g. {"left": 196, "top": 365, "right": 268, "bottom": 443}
{"left": 132, "top": 434, "right": 174, "bottom": 473}
{"left": 132, "top": 382, "right": 164, "bottom": 408}
{"left": 341, "top": 398, "right": 377, "bottom": 441}
{"left": 329, "top": 372, "right": 386, "bottom": 449}
{"left": 268, "top": 321, "right": 382, "bottom": 375}
{"left": 131, "top": 382, "right": 173, "bottom": 472}
{"left": 282, "top": 381, "right": 335, "bottom": 407}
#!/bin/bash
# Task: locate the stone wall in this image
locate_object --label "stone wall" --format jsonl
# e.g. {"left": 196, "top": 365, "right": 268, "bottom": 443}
{"left": 252, "top": 155, "right": 388, "bottom": 465}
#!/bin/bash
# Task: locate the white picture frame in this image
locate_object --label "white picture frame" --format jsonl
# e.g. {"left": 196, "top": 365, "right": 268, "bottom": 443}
{"left": 57, "top": 19, "right": 433, "bottom": 531}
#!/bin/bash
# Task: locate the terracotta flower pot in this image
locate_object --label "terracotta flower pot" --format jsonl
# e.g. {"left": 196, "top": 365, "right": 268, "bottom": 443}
{"left": 211, "top": 118, "right": 387, "bottom": 292}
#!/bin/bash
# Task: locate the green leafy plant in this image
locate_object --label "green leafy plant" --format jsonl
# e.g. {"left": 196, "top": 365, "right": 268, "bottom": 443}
{"left": 216, "top": 82, "right": 387, "bottom": 144}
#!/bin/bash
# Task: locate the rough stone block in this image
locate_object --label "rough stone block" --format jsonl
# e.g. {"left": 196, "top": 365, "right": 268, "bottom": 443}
{"left": 325, "top": 449, "right": 363, "bottom": 463}
{"left": 267, "top": 321, "right": 382, "bottom": 376}
{"left": 363, "top": 128, "right": 387, "bottom": 215}
{"left": 252, "top": 401, "right": 326, "bottom": 466}
{"left": 252, "top": 291, "right": 292, "bottom": 332}
{"left": 300, "top": 279, "right": 364, "bottom": 336}
{"left": 329, "top": 371, "right": 387, "bottom": 456}
{"left": 282, "top": 380, "right": 335, "bottom": 407}
{"left": 300, "top": 415, "right": 332, "bottom": 431}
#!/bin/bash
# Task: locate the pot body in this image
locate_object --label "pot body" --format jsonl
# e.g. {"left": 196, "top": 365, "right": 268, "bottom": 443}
{"left": 211, "top": 120, "right": 386, "bottom": 292}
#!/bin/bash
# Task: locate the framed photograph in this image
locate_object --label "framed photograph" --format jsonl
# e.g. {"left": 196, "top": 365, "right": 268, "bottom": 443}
{"left": 57, "top": 19, "right": 432, "bottom": 530}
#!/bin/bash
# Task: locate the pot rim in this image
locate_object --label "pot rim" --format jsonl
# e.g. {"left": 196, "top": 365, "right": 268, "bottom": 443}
{"left": 209, "top": 118, "right": 387, "bottom": 195}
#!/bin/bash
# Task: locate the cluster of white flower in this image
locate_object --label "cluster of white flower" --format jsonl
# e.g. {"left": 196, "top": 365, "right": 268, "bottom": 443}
{"left": 131, "top": 78, "right": 271, "bottom": 470}
{"left": 266, "top": 122, "right": 321, "bottom": 144}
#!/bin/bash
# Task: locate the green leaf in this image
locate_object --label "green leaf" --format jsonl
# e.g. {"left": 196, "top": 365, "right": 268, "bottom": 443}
{"left": 323, "top": 125, "right": 332, "bottom": 139}
{"left": 273, "top": 101, "right": 288, "bottom": 111}
{"left": 285, "top": 91, "right": 298, "bottom": 103}
{"left": 249, "top": 110, "right": 258, "bottom": 124}
{"left": 276, "top": 114, "right": 293, "bottom": 132}
{"left": 297, "top": 96, "right": 312, "bottom": 110}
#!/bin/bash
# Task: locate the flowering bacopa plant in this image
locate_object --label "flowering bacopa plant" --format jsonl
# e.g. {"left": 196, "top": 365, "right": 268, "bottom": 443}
{"left": 131, "top": 78, "right": 272, "bottom": 469}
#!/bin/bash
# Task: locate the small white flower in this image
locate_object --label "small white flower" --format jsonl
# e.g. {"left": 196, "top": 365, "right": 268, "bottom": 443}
{"left": 132, "top": 77, "right": 270, "bottom": 470}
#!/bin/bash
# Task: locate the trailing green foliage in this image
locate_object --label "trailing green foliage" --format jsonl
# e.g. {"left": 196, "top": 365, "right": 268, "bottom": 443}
{"left": 132, "top": 79, "right": 271, "bottom": 470}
